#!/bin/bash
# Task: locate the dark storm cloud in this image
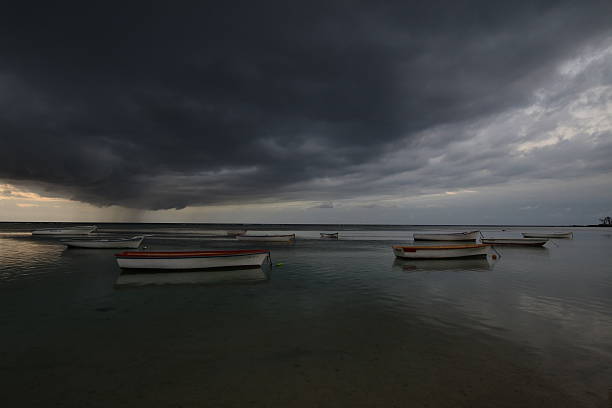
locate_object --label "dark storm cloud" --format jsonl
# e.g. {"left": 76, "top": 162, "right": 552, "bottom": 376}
{"left": 1, "top": 1, "right": 611, "bottom": 209}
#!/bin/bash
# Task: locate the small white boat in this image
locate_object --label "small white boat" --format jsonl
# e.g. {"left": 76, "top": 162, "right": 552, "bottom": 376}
{"left": 63, "top": 236, "right": 144, "bottom": 249}
{"left": 522, "top": 232, "right": 573, "bottom": 239}
{"left": 320, "top": 232, "right": 339, "bottom": 239}
{"left": 32, "top": 225, "right": 97, "bottom": 235}
{"left": 481, "top": 238, "right": 548, "bottom": 247}
{"left": 116, "top": 249, "right": 270, "bottom": 270}
{"left": 393, "top": 243, "right": 490, "bottom": 259}
{"left": 413, "top": 231, "right": 480, "bottom": 241}
{"left": 236, "top": 234, "right": 296, "bottom": 242}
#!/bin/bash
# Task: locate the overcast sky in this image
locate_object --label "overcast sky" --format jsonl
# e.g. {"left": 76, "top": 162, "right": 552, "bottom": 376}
{"left": 1, "top": 1, "right": 611, "bottom": 224}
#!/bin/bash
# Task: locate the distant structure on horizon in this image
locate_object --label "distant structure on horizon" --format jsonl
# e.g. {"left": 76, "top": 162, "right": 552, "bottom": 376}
{"left": 598, "top": 216, "right": 611, "bottom": 226}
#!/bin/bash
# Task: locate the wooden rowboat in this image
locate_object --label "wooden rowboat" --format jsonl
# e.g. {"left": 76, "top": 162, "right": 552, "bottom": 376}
{"left": 413, "top": 231, "right": 480, "bottom": 241}
{"left": 115, "top": 249, "right": 270, "bottom": 270}
{"left": 393, "top": 243, "right": 490, "bottom": 259}
{"left": 522, "top": 232, "right": 573, "bottom": 239}
{"left": 320, "top": 232, "right": 339, "bottom": 239}
{"left": 481, "top": 238, "right": 548, "bottom": 247}
{"left": 32, "top": 225, "right": 97, "bottom": 235}
{"left": 63, "top": 236, "right": 144, "bottom": 249}
{"left": 236, "top": 234, "right": 295, "bottom": 242}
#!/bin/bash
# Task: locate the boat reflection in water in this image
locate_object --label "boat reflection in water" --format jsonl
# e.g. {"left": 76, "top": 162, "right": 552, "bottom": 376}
{"left": 492, "top": 245, "right": 550, "bottom": 259}
{"left": 115, "top": 267, "right": 269, "bottom": 288}
{"left": 392, "top": 257, "right": 493, "bottom": 273}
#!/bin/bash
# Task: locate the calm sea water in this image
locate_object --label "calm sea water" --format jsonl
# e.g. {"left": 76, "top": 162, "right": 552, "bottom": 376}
{"left": 1, "top": 224, "right": 611, "bottom": 407}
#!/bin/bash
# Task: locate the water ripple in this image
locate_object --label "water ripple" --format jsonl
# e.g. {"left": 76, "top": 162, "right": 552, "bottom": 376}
{"left": 0, "top": 236, "right": 66, "bottom": 282}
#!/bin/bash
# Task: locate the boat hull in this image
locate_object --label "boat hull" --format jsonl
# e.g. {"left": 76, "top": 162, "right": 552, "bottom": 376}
{"left": 236, "top": 234, "right": 295, "bottom": 242}
{"left": 63, "top": 236, "right": 144, "bottom": 249}
{"left": 413, "top": 231, "right": 480, "bottom": 241}
{"left": 393, "top": 244, "right": 489, "bottom": 259}
{"left": 320, "top": 233, "right": 339, "bottom": 239}
{"left": 522, "top": 232, "right": 573, "bottom": 239}
{"left": 482, "top": 238, "right": 547, "bottom": 246}
{"left": 116, "top": 250, "right": 270, "bottom": 270}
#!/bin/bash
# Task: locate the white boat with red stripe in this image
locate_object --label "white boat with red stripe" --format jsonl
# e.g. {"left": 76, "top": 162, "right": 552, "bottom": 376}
{"left": 115, "top": 249, "right": 270, "bottom": 270}
{"left": 521, "top": 232, "right": 573, "bottom": 239}
{"left": 481, "top": 238, "right": 548, "bottom": 246}
{"left": 393, "top": 243, "right": 490, "bottom": 259}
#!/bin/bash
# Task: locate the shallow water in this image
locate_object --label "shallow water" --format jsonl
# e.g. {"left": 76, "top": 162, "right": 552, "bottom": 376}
{"left": 1, "top": 224, "right": 611, "bottom": 407}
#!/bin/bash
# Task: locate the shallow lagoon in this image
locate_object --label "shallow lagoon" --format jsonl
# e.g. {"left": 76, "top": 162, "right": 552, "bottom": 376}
{"left": 1, "top": 225, "right": 611, "bottom": 407}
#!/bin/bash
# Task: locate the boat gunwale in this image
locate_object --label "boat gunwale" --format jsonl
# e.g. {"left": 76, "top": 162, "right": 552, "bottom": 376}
{"left": 115, "top": 249, "right": 270, "bottom": 259}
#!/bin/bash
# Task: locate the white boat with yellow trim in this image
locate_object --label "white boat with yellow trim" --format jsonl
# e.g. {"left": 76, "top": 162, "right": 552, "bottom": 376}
{"left": 413, "top": 231, "right": 480, "bottom": 241}
{"left": 393, "top": 243, "right": 490, "bottom": 259}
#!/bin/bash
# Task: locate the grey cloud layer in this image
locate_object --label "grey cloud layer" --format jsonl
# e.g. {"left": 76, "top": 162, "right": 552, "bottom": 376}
{"left": 1, "top": 1, "right": 611, "bottom": 209}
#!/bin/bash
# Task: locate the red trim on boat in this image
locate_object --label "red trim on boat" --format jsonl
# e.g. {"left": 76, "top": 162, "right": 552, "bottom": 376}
{"left": 115, "top": 249, "right": 269, "bottom": 258}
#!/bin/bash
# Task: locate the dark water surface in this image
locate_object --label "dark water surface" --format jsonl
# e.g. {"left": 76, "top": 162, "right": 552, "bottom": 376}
{"left": 1, "top": 224, "right": 611, "bottom": 407}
